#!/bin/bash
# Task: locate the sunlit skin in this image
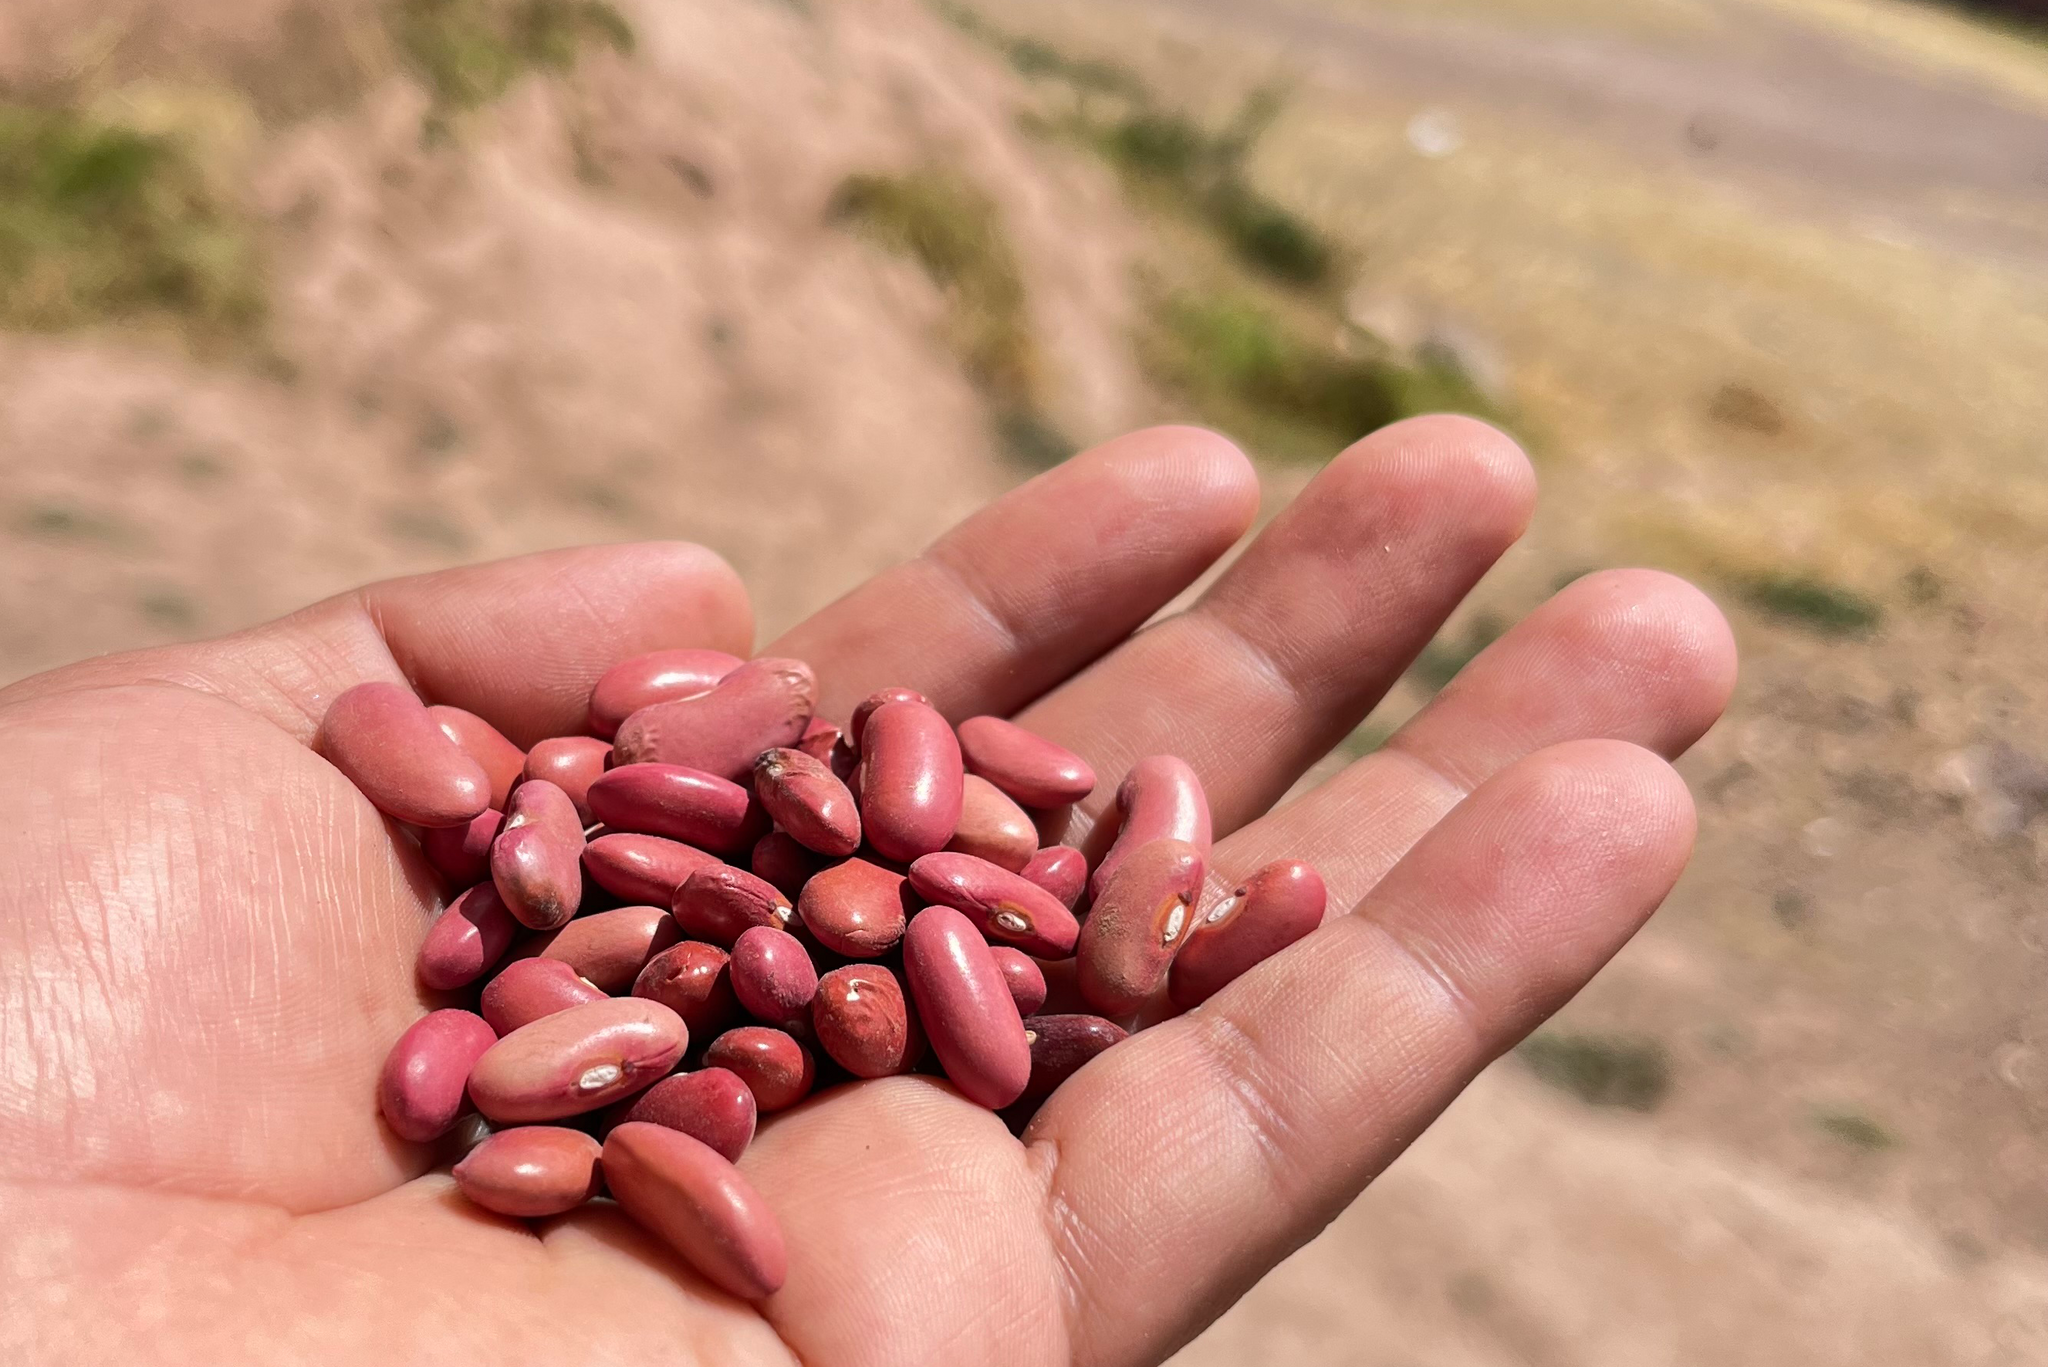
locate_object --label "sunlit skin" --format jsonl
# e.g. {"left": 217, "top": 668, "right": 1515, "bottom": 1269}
{"left": 0, "top": 418, "right": 1736, "bottom": 1365}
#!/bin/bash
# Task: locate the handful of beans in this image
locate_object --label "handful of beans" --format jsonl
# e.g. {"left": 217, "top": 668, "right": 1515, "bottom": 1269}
{"left": 338, "top": 650, "right": 1326, "bottom": 1301}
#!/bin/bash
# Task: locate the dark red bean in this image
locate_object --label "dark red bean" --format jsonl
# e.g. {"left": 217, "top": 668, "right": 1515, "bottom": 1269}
{"left": 1089, "top": 756, "right": 1212, "bottom": 903}
{"left": 524, "top": 736, "right": 612, "bottom": 824}
{"left": 419, "top": 807, "right": 502, "bottom": 888}
{"left": 587, "top": 764, "right": 762, "bottom": 855}
{"left": 1077, "top": 838, "right": 1204, "bottom": 1019}
{"left": 796, "top": 857, "right": 911, "bottom": 959}
{"left": 428, "top": 705, "right": 526, "bottom": 811}
{"left": 859, "top": 701, "right": 964, "bottom": 863}
{"left": 453, "top": 1126, "right": 602, "bottom": 1218}
{"left": 847, "top": 686, "right": 927, "bottom": 753}
{"left": 543, "top": 905, "right": 682, "bottom": 993}
{"left": 1020, "top": 845, "right": 1087, "bottom": 910}
{"left": 611, "top": 657, "right": 816, "bottom": 779}
{"left": 481, "top": 956, "right": 607, "bottom": 1035}
{"left": 795, "top": 717, "right": 843, "bottom": 764}
{"left": 729, "top": 925, "right": 819, "bottom": 1033}
{"left": 318, "top": 681, "right": 490, "bottom": 828}
{"left": 617, "top": 1068, "right": 757, "bottom": 1163}
{"left": 753, "top": 747, "right": 861, "bottom": 857}
{"left": 418, "top": 882, "right": 519, "bottom": 991}
{"left": 906, "top": 852, "right": 1080, "bottom": 958}
{"left": 633, "top": 942, "right": 739, "bottom": 1039}
{"left": 583, "top": 832, "right": 722, "bottom": 906}
{"left": 749, "top": 831, "right": 820, "bottom": 900}
{"left": 1168, "top": 860, "right": 1327, "bottom": 1010}
{"left": 601, "top": 1123, "right": 787, "bottom": 1301}
{"left": 902, "top": 907, "right": 1030, "bottom": 1109}
{"left": 956, "top": 715, "right": 1096, "bottom": 809}
{"left": 378, "top": 1009, "right": 499, "bottom": 1142}
{"left": 491, "top": 778, "right": 586, "bottom": 930}
{"left": 673, "top": 865, "right": 794, "bottom": 947}
{"left": 813, "top": 964, "right": 922, "bottom": 1077}
{"left": 704, "top": 1027, "right": 815, "bottom": 1112}
{"left": 588, "top": 648, "right": 744, "bottom": 739}
{"left": 1020, "top": 1014, "right": 1129, "bottom": 1105}
{"left": 988, "top": 946, "right": 1047, "bottom": 1017}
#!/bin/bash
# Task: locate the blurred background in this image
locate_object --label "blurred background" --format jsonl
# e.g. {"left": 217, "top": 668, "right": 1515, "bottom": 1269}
{"left": 3, "top": 0, "right": 2047, "bottom": 1359}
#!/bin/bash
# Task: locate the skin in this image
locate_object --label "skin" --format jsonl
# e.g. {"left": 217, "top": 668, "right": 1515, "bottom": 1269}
{"left": 0, "top": 418, "right": 1736, "bottom": 1366}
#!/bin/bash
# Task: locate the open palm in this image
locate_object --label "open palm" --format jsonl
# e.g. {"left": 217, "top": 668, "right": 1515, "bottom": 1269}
{"left": 0, "top": 419, "right": 1734, "bottom": 1366}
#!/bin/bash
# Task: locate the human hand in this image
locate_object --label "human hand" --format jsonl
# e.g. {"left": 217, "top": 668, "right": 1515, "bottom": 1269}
{"left": 0, "top": 419, "right": 1734, "bottom": 1365}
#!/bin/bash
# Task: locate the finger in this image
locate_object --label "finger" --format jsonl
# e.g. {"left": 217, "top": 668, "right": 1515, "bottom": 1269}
{"left": 1014, "top": 415, "right": 1536, "bottom": 844}
{"left": 1032, "top": 740, "right": 1697, "bottom": 1367}
{"left": 766, "top": 425, "right": 1259, "bottom": 723}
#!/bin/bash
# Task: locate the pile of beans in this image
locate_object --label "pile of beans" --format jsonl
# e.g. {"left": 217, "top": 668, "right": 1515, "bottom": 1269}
{"left": 340, "top": 651, "right": 1325, "bottom": 1300}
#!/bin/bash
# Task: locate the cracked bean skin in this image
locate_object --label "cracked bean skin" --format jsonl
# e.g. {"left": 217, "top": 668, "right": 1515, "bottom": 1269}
{"left": 857, "top": 700, "right": 963, "bottom": 863}
{"left": 583, "top": 832, "right": 722, "bottom": 906}
{"left": 601, "top": 1122, "right": 787, "bottom": 1301}
{"left": 988, "top": 946, "right": 1048, "bottom": 1016}
{"left": 956, "top": 715, "right": 1096, "bottom": 809}
{"left": 1019, "top": 1013, "right": 1129, "bottom": 1106}
{"left": 491, "top": 778, "right": 587, "bottom": 930}
{"left": 813, "top": 964, "right": 922, "bottom": 1078}
{"left": 453, "top": 1126, "right": 602, "bottom": 1218}
{"left": 945, "top": 774, "right": 1037, "bottom": 873}
{"left": 480, "top": 956, "right": 607, "bottom": 1035}
{"left": 1077, "top": 838, "right": 1205, "bottom": 1019}
{"left": 428, "top": 705, "right": 526, "bottom": 811}
{"left": 419, "top": 807, "right": 502, "bottom": 888}
{"left": 906, "top": 852, "right": 1080, "bottom": 958}
{"left": 467, "top": 997, "right": 687, "bottom": 1123}
{"left": 729, "top": 925, "right": 819, "bottom": 1034}
{"left": 587, "top": 648, "right": 744, "bottom": 739}
{"left": 902, "top": 907, "right": 1031, "bottom": 1109}
{"left": 611, "top": 656, "right": 816, "bottom": 779}
{"left": 418, "top": 882, "right": 519, "bottom": 992}
{"left": 523, "top": 736, "right": 612, "bottom": 824}
{"left": 846, "top": 686, "right": 926, "bottom": 753}
{"left": 632, "top": 942, "right": 740, "bottom": 1039}
{"left": 542, "top": 905, "right": 682, "bottom": 993}
{"left": 1168, "top": 859, "right": 1328, "bottom": 1010}
{"left": 617, "top": 1068, "right": 757, "bottom": 1163}
{"left": 796, "top": 857, "right": 911, "bottom": 959}
{"left": 704, "top": 1027, "right": 815, "bottom": 1112}
{"left": 1088, "top": 755, "right": 1213, "bottom": 903}
{"left": 1019, "top": 845, "right": 1087, "bottom": 910}
{"left": 673, "top": 865, "right": 793, "bottom": 947}
{"left": 753, "top": 747, "right": 861, "bottom": 857}
{"left": 749, "top": 831, "right": 819, "bottom": 900}
{"left": 586, "top": 764, "right": 762, "bottom": 856}
{"left": 379, "top": 1009, "right": 499, "bottom": 1143}
{"left": 317, "top": 681, "right": 490, "bottom": 828}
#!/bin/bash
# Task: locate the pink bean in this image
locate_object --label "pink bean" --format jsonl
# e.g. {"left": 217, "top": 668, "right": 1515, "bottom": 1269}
{"left": 813, "top": 964, "right": 922, "bottom": 1077}
{"left": 633, "top": 942, "right": 739, "bottom": 1040}
{"left": 467, "top": 998, "right": 687, "bottom": 1123}
{"left": 704, "top": 1028, "right": 815, "bottom": 1112}
{"left": 418, "top": 882, "right": 519, "bottom": 991}
{"left": 906, "top": 852, "right": 1080, "bottom": 958}
{"left": 1020, "top": 845, "right": 1087, "bottom": 910}
{"left": 956, "top": 715, "right": 1096, "bottom": 809}
{"left": 673, "top": 865, "right": 794, "bottom": 947}
{"left": 428, "top": 705, "right": 526, "bottom": 811}
{"left": 753, "top": 747, "right": 861, "bottom": 857}
{"left": 587, "top": 764, "right": 761, "bottom": 855}
{"left": 584, "top": 833, "right": 722, "bottom": 905}
{"left": 492, "top": 779, "right": 586, "bottom": 930}
{"left": 1089, "top": 756, "right": 1212, "bottom": 902}
{"left": 859, "top": 700, "right": 964, "bottom": 862}
{"left": 481, "top": 957, "right": 607, "bottom": 1034}
{"left": 1168, "top": 860, "right": 1328, "bottom": 1010}
{"left": 902, "top": 907, "right": 1031, "bottom": 1109}
{"left": 379, "top": 1009, "right": 498, "bottom": 1142}
{"left": 796, "top": 857, "right": 911, "bottom": 958}
{"left": 988, "top": 947, "right": 1047, "bottom": 1016}
{"left": 946, "top": 774, "right": 1037, "bottom": 872}
{"left": 588, "top": 648, "right": 744, "bottom": 739}
{"left": 617, "top": 1069, "right": 757, "bottom": 1163}
{"left": 318, "top": 681, "right": 490, "bottom": 828}
{"left": 729, "top": 926, "right": 819, "bottom": 1033}
{"left": 453, "top": 1126, "right": 602, "bottom": 1218}
{"left": 1020, "top": 1014, "right": 1129, "bottom": 1105}
{"left": 543, "top": 905, "right": 682, "bottom": 993}
{"left": 847, "top": 686, "right": 927, "bottom": 753}
{"left": 749, "top": 831, "right": 819, "bottom": 900}
{"left": 419, "top": 807, "right": 503, "bottom": 888}
{"left": 601, "top": 1123, "right": 787, "bottom": 1301}
{"left": 611, "top": 657, "right": 816, "bottom": 779}
{"left": 1077, "top": 838, "right": 1204, "bottom": 1019}
{"left": 524, "top": 736, "right": 613, "bottom": 824}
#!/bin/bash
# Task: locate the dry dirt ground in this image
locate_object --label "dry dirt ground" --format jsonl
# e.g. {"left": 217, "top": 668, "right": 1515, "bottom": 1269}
{"left": 4, "top": 0, "right": 2048, "bottom": 1362}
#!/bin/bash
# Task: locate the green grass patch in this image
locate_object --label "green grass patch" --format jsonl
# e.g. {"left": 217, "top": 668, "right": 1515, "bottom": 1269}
{"left": 932, "top": 1, "right": 1147, "bottom": 98}
{"left": 1410, "top": 612, "right": 1507, "bottom": 693}
{"left": 1814, "top": 1108, "right": 1896, "bottom": 1151}
{"left": 1518, "top": 1033, "right": 1671, "bottom": 1112}
{"left": 389, "top": 0, "right": 633, "bottom": 115}
{"left": 1738, "top": 572, "right": 1883, "bottom": 637}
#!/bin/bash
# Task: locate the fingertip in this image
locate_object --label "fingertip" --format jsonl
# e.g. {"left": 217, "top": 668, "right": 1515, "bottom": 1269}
{"left": 1490, "top": 737, "right": 1698, "bottom": 882}
{"left": 1540, "top": 569, "right": 1739, "bottom": 754}
{"left": 1070, "top": 424, "right": 1262, "bottom": 540}
{"left": 1354, "top": 413, "right": 1538, "bottom": 540}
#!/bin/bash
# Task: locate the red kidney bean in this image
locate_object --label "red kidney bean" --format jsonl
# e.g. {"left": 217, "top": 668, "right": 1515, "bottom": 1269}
{"left": 1089, "top": 756, "right": 1213, "bottom": 902}
{"left": 588, "top": 648, "right": 744, "bottom": 739}
{"left": 524, "top": 736, "right": 612, "bottom": 824}
{"left": 587, "top": 764, "right": 761, "bottom": 855}
{"left": 481, "top": 956, "right": 607, "bottom": 1034}
{"left": 1020, "top": 1014, "right": 1129, "bottom": 1105}
{"left": 673, "top": 865, "right": 793, "bottom": 947}
{"left": 813, "top": 964, "right": 922, "bottom": 1077}
{"left": 906, "top": 852, "right": 1080, "bottom": 958}
{"left": 453, "top": 1126, "right": 602, "bottom": 1218}
{"left": 796, "top": 857, "right": 911, "bottom": 959}
{"left": 796, "top": 717, "right": 843, "bottom": 764}
{"left": 543, "top": 905, "right": 682, "bottom": 993}
{"left": 611, "top": 657, "right": 816, "bottom": 779}
{"left": 379, "top": 1009, "right": 498, "bottom": 1142}
{"left": 1020, "top": 845, "right": 1087, "bottom": 910}
{"left": 749, "top": 831, "right": 819, "bottom": 900}
{"left": 601, "top": 1123, "right": 787, "bottom": 1301}
{"left": 1077, "top": 838, "right": 1204, "bottom": 1019}
{"left": 902, "top": 907, "right": 1031, "bottom": 1109}
{"left": 729, "top": 926, "right": 818, "bottom": 1033}
{"left": 418, "top": 882, "right": 519, "bottom": 991}
{"left": 318, "top": 681, "right": 490, "bottom": 828}
{"left": 428, "top": 705, "right": 526, "bottom": 811}
{"left": 988, "top": 947, "right": 1047, "bottom": 1017}
{"left": 618, "top": 1068, "right": 757, "bottom": 1163}
{"left": 420, "top": 807, "right": 503, "bottom": 888}
{"left": 956, "top": 715, "right": 1096, "bottom": 809}
{"left": 1168, "top": 860, "right": 1328, "bottom": 1010}
{"left": 847, "top": 686, "right": 927, "bottom": 753}
{"left": 583, "top": 832, "right": 721, "bottom": 905}
{"left": 858, "top": 701, "right": 964, "bottom": 863}
{"left": 492, "top": 779, "right": 586, "bottom": 930}
{"left": 704, "top": 1028, "right": 815, "bottom": 1112}
{"left": 467, "top": 998, "right": 687, "bottom": 1123}
{"left": 946, "top": 774, "right": 1037, "bottom": 872}
{"left": 633, "top": 942, "right": 739, "bottom": 1039}
{"left": 753, "top": 747, "right": 861, "bottom": 857}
